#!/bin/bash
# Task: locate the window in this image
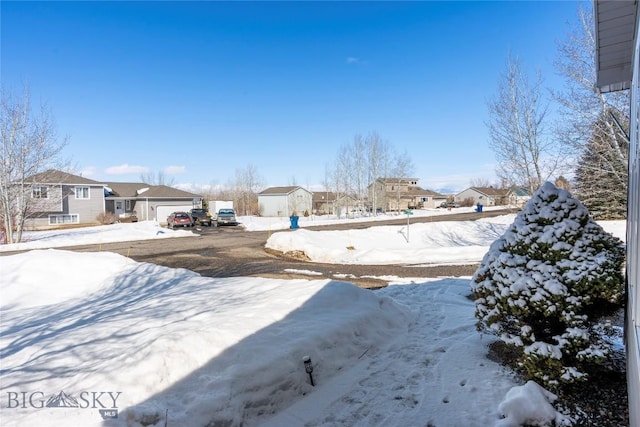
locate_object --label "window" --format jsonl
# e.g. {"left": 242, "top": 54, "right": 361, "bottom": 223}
{"left": 75, "top": 186, "right": 90, "bottom": 199}
{"left": 49, "top": 214, "right": 79, "bottom": 225}
{"left": 32, "top": 186, "right": 48, "bottom": 198}
{"left": 125, "top": 199, "right": 132, "bottom": 211}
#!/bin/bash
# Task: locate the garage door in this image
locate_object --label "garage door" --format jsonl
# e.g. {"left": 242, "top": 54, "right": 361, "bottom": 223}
{"left": 156, "top": 205, "right": 194, "bottom": 224}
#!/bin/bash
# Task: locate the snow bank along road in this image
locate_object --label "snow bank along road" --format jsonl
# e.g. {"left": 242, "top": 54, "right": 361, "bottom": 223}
{"left": 4, "top": 209, "right": 514, "bottom": 288}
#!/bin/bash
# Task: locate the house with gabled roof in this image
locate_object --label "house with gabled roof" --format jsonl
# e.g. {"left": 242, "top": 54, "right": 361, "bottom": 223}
{"left": 21, "top": 170, "right": 203, "bottom": 229}
{"left": 508, "top": 187, "right": 532, "bottom": 208}
{"left": 312, "top": 191, "right": 337, "bottom": 215}
{"left": 258, "top": 186, "right": 312, "bottom": 217}
{"left": 311, "top": 191, "right": 360, "bottom": 216}
{"left": 23, "top": 170, "right": 107, "bottom": 229}
{"left": 368, "top": 178, "right": 447, "bottom": 211}
{"left": 455, "top": 186, "right": 511, "bottom": 207}
{"left": 103, "top": 182, "right": 202, "bottom": 223}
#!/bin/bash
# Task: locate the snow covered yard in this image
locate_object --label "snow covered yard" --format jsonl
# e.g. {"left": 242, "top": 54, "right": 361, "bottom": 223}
{"left": 0, "top": 212, "right": 626, "bottom": 426}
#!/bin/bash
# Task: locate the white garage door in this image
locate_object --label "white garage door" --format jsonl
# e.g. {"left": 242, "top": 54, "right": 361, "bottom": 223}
{"left": 156, "top": 205, "right": 194, "bottom": 224}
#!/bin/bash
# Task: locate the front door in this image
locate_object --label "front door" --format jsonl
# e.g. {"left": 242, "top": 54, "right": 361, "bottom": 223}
{"left": 115, "top": 201, "right": 124, "bottom": 218}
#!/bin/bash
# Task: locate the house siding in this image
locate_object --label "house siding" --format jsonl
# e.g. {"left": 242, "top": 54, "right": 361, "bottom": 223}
{"left": 25, "top": 184, "right": 105, "bottom": 229}
{"left": 455, "top": 188, "right": 496, "bottom": 205}
{"left": 624, "top": 11, "right": 640, "bottom": 426}
{"left": 456, "top": 188, "right": 510, "bottom": 206}
{"left": 258, "top": 187, "right": 313, "bottom": 217}
{"left": 258, "top": 195, "right": 288, "bottom": 217}
{"left": 66, "top": 185, "right": 104, "bottom": 223}
{"left": 288, "top": 189, "right": 312, "bottom": 216}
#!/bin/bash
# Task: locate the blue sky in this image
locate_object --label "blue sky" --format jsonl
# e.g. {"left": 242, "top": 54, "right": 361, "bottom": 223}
{"left": 1, "top": 1, "right": 582, "bottom": 193}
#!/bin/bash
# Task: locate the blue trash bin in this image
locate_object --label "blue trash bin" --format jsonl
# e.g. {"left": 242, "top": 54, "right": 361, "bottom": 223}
{"left": 289, "top": 216, "right": 299, "bottom": 229}
{"left": 476, "top": 203, "right": 483, "bottom": 212}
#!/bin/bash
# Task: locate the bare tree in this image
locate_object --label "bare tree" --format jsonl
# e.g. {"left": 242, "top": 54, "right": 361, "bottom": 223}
{"left": 366, "top": 132, "right": 392, "bottom": 214}
{"left": 139, "top": 170, "right": 176, "bottom": 187}
{"left": 330, "top": 131, "right": 401, "bottom": 215}
{"left": 351, "top": 134, "right": 368, "bottom": 210}
{"left": 334, "top": 142, "right": 354, "bottom": 216}
{"left": 486, "top": 54, "right": 561, "bottom": 195}
{"left": 469, "top": 178, "right": 493, "bottom": 188}
{"left": 391, "top": 148, "right": 415, "bottom": 211}
{"left": 320, "top": 163, "right": 334, "bottom": 215}
{"left": 554, "top": 175, "right": 572, "bottom": 191}
{"left": 553, "top": 3, "right": 629, "bottom": 215}
{"left": 0, "top": 87, "right": 67, "bottom": 244}
{"left": 233, "top": 163, "right": 262, "bottom": 216}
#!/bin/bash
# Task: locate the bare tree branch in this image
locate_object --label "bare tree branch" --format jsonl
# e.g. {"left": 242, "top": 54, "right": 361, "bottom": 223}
{"left": 486, "top": 54, "right": 562, "bottom": 195}
{"left": 0, "top": 86, "right": 68, "bottom": 243}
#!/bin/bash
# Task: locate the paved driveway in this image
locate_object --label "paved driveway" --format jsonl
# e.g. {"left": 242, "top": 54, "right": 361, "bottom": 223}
{"left": 40, "top": 209, "right": 513, "bottom": 288}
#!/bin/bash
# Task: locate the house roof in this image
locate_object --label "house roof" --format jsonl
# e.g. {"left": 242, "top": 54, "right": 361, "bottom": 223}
{"left": 381, "top": 186, "right": 445, "bottom": 198}
{"left": 594, "top": 0, "right": 638, "bottom": 93}
{"left": 104, "top": 182, "right": 201, "bottom": 199}
{"left": 511, "top": 187, "right": 531, "bottom": 197}
{"left": 259, "top": 186, "right": 308, "bottom": 195}
{"left": 458, "top": 186, "right": 511, "bottom": 197}
{"left": 27, "top": 169, "right": 201, "bottom": 199}
{"left": 376, "top": 177, "right": 419, "bottom": 184}
{"left": 28, "top": 170, "right": 103, "bottom": 185}
{"left": 409, "top": 187, "right": 445, "bottom": 197}
{"left": 312, "top": 192, "right": 337, "bottom": 202}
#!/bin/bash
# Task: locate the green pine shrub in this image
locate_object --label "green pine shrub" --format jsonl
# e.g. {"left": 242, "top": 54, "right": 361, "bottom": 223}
{"left": 471, "top": 182, "right": 625, "bottom": 388}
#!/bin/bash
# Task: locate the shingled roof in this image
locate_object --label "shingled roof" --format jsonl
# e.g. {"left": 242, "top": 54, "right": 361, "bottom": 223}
{"left": 104, "top": 182, "right": 201, "bottom": 199}
{"left": 259, "top": 186, "right": 303, "bottom": 195}
{"left": 28, "top": 170, "right": 103, "bottom": 185}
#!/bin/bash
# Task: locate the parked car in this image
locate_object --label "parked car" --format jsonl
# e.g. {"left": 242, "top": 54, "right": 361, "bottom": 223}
{"left": 189, "top": 208, "right": 213, "bottom": 226}
{"left": 440, "top": 202, "right": 460, "bottom": 209}
{"left": 167, "top": 211, "right": 193, "bottom": 229}
{"left": 214, "top": 208, "right": 238, "bottom": 226}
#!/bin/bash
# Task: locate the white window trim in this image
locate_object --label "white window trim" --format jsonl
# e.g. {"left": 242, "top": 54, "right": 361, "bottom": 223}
{"left": 48, "top": 214, "right": 79, "bottom": 225}
{"left": 75, "top": 186, "right": 90, "bottom": 199}
{"left": 125, "top": 199, "right": 132, "bottom": 211}
{"left": 32, "top": 186, "right": 49, "bottom": 199}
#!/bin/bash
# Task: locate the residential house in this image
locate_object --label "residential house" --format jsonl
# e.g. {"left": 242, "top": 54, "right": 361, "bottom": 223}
{"left": 368, "top": 178, "right": 446, "bottom": 211}
{"left": 508, "top": 187, "right": 532, "bottom": 208}
{"left": 21, "top": 170, "right": 203, "bottom": 229}
{"left": 23, "top": 170, "right": 106, "bottom": 229}
{"left": 595, "top": 1, "right": 639, "bottom": 424}
{"left": 455, "top": 187, "right": 511, "bottom": 207}
{"left": 335, "top": 193, "right": 361, "bottom": 216}
{"left": 312, "top": 191, "right": 337, "bottom": 215}
{"left": 258, "top": 186, "right": 313, "bottom": 217}
{"left": 104, "top": 182, "right": 202, "bottom": 224}
{"left": 311, "top": 191, "right": 362, "bottom": 216}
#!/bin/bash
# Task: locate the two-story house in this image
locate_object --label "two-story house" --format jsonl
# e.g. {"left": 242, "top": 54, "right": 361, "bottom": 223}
{"left": 368, "top": 178, "right": 447, "bottom": 211}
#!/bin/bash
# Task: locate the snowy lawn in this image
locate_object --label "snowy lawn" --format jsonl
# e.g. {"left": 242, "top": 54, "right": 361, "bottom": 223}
{"left": 0, "top": 213, "right": 626, "bottom": 426}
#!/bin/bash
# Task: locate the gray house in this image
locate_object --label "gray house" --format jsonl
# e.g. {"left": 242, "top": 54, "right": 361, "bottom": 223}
{"left": 258, "top": 186, "right": 313, "bottom": 217}
{"left": 104, "top": 182, "right": 202, "bottom": 224}
{"left": 23, "top": 170, "right": 203, "bottom": 229}
{"left": 24, "top": 170, "right": 107, "bottom": 229}
{"left": 455, "top": 187, "right": 511, "bottom": 207}
{"left": 368, "top": 178, "right": 447, "bottom": 211}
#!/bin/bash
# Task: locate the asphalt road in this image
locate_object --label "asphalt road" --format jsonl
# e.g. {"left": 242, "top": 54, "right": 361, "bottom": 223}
{"left": 16, "top": 208, "right": 514, "bottom": 289}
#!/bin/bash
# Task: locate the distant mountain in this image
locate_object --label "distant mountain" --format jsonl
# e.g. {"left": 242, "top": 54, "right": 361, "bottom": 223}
{"left": 434, "top": 188, "right": 459, "bottom": 196}
{"left": 46, "top": 391, "right": 79, "bottom": 408}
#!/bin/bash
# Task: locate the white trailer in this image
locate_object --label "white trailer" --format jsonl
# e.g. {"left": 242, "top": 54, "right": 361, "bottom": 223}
{"left": 208, "top": 200, "right": 233, "bottom": 213}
